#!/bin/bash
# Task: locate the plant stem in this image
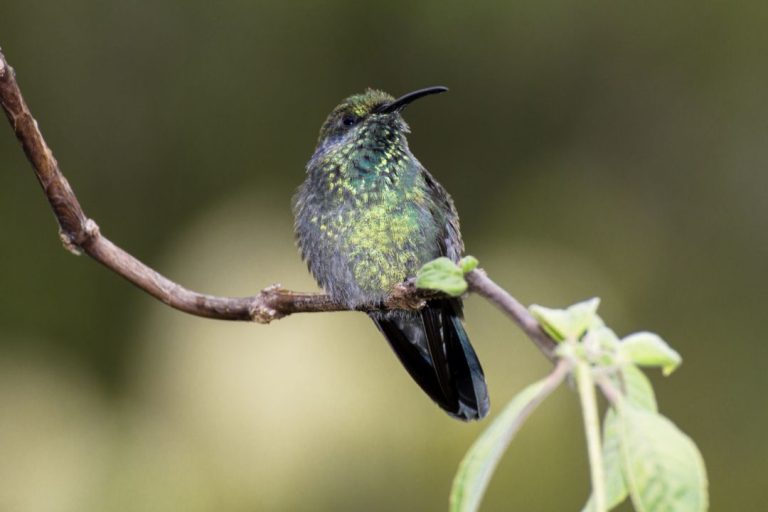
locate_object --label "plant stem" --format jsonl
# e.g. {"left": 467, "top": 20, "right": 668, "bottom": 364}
{"left": 576, "top": 360, "right": 607, "bottom": 512}
{"left": 465, "top": 270, "right": 557, "bottom": 362}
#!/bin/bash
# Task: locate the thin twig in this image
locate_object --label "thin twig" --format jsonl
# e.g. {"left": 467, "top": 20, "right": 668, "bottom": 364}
{"left": 465, "top": 270, "right": 558, "bottom": 361}
{"left": 595, "top": 374, "right": 623, "bottom": 407}
{"left": 0, "top": 48, "right": 558, "bottom": 362}
{"left": 0, "top": 48, "right": 434, "bottom": 323}
{"left": 451, "top": 357, "right": 571, "bottom": 511}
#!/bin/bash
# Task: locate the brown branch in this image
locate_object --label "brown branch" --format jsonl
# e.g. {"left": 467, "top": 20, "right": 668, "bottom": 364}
{"left": 466, "top": 270, "right": 558, "bottom": 361}
{"left": 0, "top": 48, "right": 557, "bottom": 360}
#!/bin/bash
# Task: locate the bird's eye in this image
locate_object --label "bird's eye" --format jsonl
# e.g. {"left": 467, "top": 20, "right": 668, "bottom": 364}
{"left": 341, "top": 113, "right": 360, "bottom": 127}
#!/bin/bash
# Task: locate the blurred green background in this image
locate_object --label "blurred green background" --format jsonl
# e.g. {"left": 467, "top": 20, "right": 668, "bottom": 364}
{"left": 1, "top": 1, "right": 766, "bottom": 510}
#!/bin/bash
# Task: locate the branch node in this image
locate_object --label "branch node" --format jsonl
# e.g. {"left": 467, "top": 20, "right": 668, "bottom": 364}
{"left": 261, "top": 283, "right": 283, "bottom": 293}
{"left": 58, "top": 218, "right": 100, "bottom": 255}
{"left": 250, "top": 297, "right": 281, "bottom": 324}
{"left": 59, "top": 228, "right": 82, "bottom": 255}
{"left": 84, "top": 218, "right": 100, "bottom": 238}
{"left": 386, "top": 280, "right": 427, "bottom": 310}
{"left": 251, "top": 306, "right": 280, "bottom": 324}
{"left": 248, "top": 284, "right": 288, "bottom": 323}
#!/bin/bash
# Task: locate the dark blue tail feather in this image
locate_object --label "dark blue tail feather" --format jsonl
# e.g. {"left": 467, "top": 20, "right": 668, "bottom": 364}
{"left": 370, "top": 299, "right": 489, "bottom": 420}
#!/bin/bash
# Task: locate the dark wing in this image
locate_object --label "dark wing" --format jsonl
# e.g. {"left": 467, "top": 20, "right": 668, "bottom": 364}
{"left": 421, "top": 167, "right": 464, "bottom": 263}
{"left": 366, "top": 167, "right": 488, "bottom": 420}
{"left": 422, "top": 168, "right": 489, "bottom": 417}
{"left": 371, "top": 305, "right": 489, "bottom": 420}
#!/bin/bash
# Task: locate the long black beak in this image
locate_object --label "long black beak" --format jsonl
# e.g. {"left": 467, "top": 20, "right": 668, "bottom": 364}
{"left": 374, "top": 86, "right": 448, "bottom": 114}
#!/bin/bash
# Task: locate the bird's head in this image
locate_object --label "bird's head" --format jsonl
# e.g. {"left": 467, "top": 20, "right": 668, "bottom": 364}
{"left": 315, "top": 86, "right": 448, "bottom": 152}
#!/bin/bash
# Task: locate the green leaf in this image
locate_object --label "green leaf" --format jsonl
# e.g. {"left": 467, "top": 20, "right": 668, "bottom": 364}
{"left": 585, "top": 325, "right": 619, "bottom": 366}
{"left": 582, "top": 409, "right": 628, "bottom": 512}
{"left": 583, "top": 364, "right": 658, "bottom": 511}
{"left": 619, "top": 407, "right": 709, "bottom": 512}
{"left": 460, "top": 255, "right": 479, "bottom": 273}
{"left": 590, "top": 325, "right": 620, "bottom": 351}
{"left": 530, "top": 297, "right": 601, "bottom": 342}
{"left": 619, "top": 364, "right": 658, "bottom": 411}
{"left": 450, "top": 376, "right": 558, "bottom": 512}
{"left": 567, "top": 297, "right": 602, "bottom": 335}
{"left": 620, "top": 332, "right": 682, "bottom": 376}
{"left": 529, "top": 304, "right": 571, "bottom": 341}
{"left": 415, "top": 257, "right": 467, "bottom": 296}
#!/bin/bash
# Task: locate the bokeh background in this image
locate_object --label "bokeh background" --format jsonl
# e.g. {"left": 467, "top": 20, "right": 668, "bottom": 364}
{"left": 1, "top": 1, "right": 766, "bottom": 510}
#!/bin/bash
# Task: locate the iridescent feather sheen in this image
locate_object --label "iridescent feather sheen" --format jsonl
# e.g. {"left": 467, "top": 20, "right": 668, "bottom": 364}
{"left": 293, "top": 88, "right": 489, "bottom": 420}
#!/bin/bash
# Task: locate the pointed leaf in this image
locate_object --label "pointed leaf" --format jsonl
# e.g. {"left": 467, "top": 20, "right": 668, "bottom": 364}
{"left": 416, "top": 257, "right": 467, "bottom": 296}
{"left": 585, "top": 325, "right": 619, "bottom": 366}
{"left": 450, "top": 375, "right": 562, "bottom": 512}
{"left": 530, "top": 297, "right": 601, "bottom": 342}
{"left": 567, "top": 297, "right": 602, "bottom": 337}
{"left": 620, "top": 364, "right": 658, "bottom": 412}
{"left": 621, "top": 332, "right": 682, "bottom": 376}
{"left": 590, "top": 325, "right": 620, "bottom": 351}
{"left": 460, "top": 255, "right": 479, "bottom": 273}
{"left": 619, "top": 407, "right": 709, "bottom": 512}
{"left": 529, "top": 304, "right": 572, "bottom": 341}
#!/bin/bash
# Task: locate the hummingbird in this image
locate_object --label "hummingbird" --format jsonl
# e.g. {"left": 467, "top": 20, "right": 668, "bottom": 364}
{"left": 293, "top": 87, "right": 489, "bottom": 420}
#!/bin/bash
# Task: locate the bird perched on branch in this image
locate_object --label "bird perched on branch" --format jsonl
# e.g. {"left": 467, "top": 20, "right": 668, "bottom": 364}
{"left": 293, "top": 87, "right": 489, "bottom": 420}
